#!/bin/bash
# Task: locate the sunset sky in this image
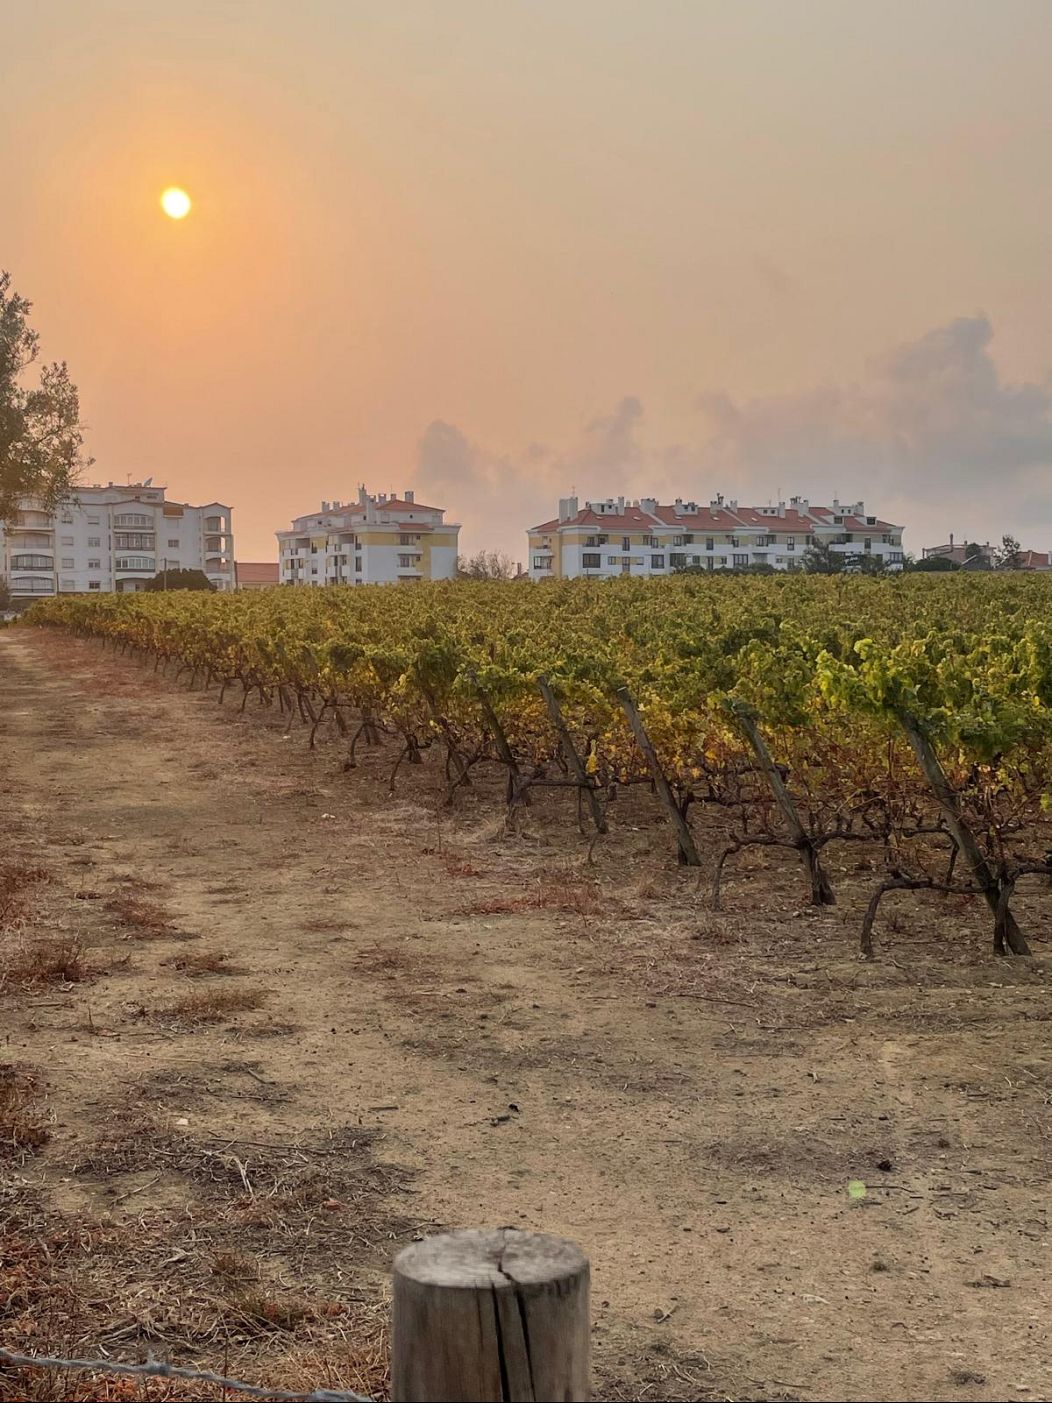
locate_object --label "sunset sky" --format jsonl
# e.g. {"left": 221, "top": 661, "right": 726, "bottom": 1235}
{"left": 5, "top": 0, "right": 1052, "bottom": 562}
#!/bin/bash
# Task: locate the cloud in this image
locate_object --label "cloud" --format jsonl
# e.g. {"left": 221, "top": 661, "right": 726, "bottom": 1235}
{"left": 414, "top": 398, "right": 649, "bottom": 560}
{"left": 414, "top": 317, "right": 1052, "bottom": 558}
{"left": 696, "top": 316, "right": 1052, "bottom": 505}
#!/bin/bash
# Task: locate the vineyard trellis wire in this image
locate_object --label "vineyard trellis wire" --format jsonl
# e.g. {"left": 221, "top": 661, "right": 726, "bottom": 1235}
{"left": 24, "top": 573, "right": 1052, "bottom": 957}
{"left": 0, "top": 1346, "right": 371, "bottom": 1401}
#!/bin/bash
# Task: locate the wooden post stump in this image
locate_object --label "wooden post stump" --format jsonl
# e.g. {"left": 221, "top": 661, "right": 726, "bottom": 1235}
{"left": 392, "top": 1228, "right": 590, "bottom": 1402}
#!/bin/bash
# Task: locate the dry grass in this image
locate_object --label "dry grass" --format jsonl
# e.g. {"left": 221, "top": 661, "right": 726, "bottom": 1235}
{"left": 462, "top": 875, "right": 604, "bottom": 918}
{"left": 161, "top": 950, "right": 240, "bottom": 977}
{"left": 1, "top": 937, "right": 89, "bottom": 991}
{"left": 0, "top": 862, "right": 49, "bottom": 927}
{"left": 0, "top": 1064, "right": 49, "bottom": 1159}
{"left": 104, "top": 893, "right": 185, "bottom": 940}
{"left": 164, "top": 987, "right": 268, "bottom": 1024}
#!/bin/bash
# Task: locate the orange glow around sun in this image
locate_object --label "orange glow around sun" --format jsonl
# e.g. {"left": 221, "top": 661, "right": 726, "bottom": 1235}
{"left": 160, "top": 187, "right": 192, "bottom": 219}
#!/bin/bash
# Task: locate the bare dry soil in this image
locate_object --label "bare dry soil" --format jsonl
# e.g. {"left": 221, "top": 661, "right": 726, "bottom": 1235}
{"left": 1, "top": 628, "right": 1051, "bottom": 1402}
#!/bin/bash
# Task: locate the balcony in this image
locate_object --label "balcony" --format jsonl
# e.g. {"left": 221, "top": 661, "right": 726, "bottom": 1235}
{"left": 9, "top": 577, "right": 55, "bottom": 595}
{"left": 7, "top": 532, "right": 54, "bottom": 549}
{"left": 9, "top": 555, "right": 54, "bottom": 571}
{"left": 115, "top": 557, "right": 156, "bottom": 575}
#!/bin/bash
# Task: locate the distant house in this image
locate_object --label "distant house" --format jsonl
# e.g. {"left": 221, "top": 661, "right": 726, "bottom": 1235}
{"left": 923, "top": 535, "right": 1052, "bottom": 571}
{"left": 959, "top": 553, "right": 992, "bottom": 572}
{"left": 235, "top": 562, "right": 280, "bottom": 590}
{"left": 923, "top": 536, "right": 994, "bottom": 568}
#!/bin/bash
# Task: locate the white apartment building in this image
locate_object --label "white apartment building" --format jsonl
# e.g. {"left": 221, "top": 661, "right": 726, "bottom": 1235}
{"left": 277, "top": 486, "right": 460, "bottom": 586}
{"left": 0, "top": 482, "right": 235, "bottom": 601}
{"left": 527, "top": 495, "right": 905, "bottom": 580}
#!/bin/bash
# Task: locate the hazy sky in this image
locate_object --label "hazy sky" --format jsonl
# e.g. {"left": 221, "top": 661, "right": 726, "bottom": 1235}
{"left": 4, "top": 0, "right": 1052, "bottom": 561}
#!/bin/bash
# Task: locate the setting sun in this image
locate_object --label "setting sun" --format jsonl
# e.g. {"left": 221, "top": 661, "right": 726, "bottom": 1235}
{"left": 160, "top": 186, "right": 192, "bottom": 219}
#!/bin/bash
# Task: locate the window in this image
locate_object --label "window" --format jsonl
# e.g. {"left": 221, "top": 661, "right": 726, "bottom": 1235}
{"left": 705, "top": 537, "right": 714, "bottom": 551}
{"left": 585, "top": 535, "right": 608, "bottom": 547}
{"left": 60, "top": 514, "right": 73, "bottom": 524}
{"left": 730, "top": 536, "right": 740, "bottom": 548}
{"left": 669, "top": 552, "right": 685, "bottom": 568}
{"left": 11, "top": 554, "right": 53, "bottom": 569}
{"left": 759, "top": 534, "right": 774, "bottom": 547}
{"left": 88, "top": 560, "right": 101, "bottom": 570}
{"left": 642, "top": 535, "right": 655, "bottom": 547}
{"left": 622, "top": 536, "right": 631, "bottom": 552}
{"left": 787, "top": 537, "right": 795, "bottom": 550}
{"left": 87, "top": 536, "right": 100, "bottom": 547}
{"left": 890, "top": 551, "right": 903, "bottom": 563}
{"left": 61, "top": 558, "right": 74, "bottom": 569}
{"left": 733, "top": 553, "right": 749, "bottom": 567}
{"left": 606, "top": 555, "right": 621, "bottom": 565}
{"left": 168, "top": 538, "right": 179, "bottom": 548}
{"left": 399, "top": 534, "right": 420, "bottom": 546}
{"left": 355, "top": 557, "right": 362, "bottom": 572}
{"left": 61, "top": 535, "right": 74, "bottom": 546}
{"left": 650, "top": 554, "right": 665, "bottom": 569}
{"left": 864, "top": 538, "right": 872, "bottom": 551}
{"left": 398, "top": 554, "right": 418, "bottom": 568}
{"left": 114, "top": 513, "right": 151, "bottom": 527}
{"left": 582, "top": 552, "right": 601, "bottom": 569}
{"left": 115, "top": 556, "right": 155, "bottom": 571}
{"left": 115, "top": 533, "right": 154, "bottom": 550}
{"left": 87, "top": 580, "right": 101, "bottom": 589}
{"left": 532, "top": 555, "right": 550, "bottom": 569}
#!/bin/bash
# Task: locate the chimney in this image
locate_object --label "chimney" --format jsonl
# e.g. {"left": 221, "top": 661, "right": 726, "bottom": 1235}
{"left": 404, "top": 490, "right": 415, "bottom": 503}
{"left": 617, "top": 496, "right": 625, "bottom": 512}
{"left": 949, "top": 532, "right": 954, "bottom": 547}
{"left": 558, "top": 495, "right": 578, "bottom": 523}
{"left": 321, "top": 501, "right": 329, "bottom": 512}
{"left": 358, "top": 485, "right": 368, "bottom": 506}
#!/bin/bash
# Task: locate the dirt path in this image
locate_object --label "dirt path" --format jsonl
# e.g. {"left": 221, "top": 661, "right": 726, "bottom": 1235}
{"left": 2, "top": 628, "right": 1051, "bottom": 1402}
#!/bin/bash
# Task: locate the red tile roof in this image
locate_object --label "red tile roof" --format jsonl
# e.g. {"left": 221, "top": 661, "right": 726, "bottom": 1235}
{"left": 529, "top": 499, "right": 902, "bottom": 534}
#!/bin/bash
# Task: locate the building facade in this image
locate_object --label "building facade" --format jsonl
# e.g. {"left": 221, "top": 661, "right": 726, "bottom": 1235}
{"left": 235, "top": 562, "right": 280, "bottom": 590}
{"left": 0, "top": 483, "right": 234, "bottom": 601}
{"left": 277, "top": 487, "right": 460, "bottom": 586}
{"left": 527, "top": 495, "right": 904, "bottom": 580}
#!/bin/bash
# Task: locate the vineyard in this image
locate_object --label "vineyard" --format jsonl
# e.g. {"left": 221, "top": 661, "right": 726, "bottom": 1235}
{"left": 27, "top": 574, "right": 1052, "bottom": 958}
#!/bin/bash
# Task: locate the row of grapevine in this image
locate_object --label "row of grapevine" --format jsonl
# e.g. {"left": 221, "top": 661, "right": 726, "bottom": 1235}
{"left": 27, "top": 574, "right": 1052, "bottom": 957}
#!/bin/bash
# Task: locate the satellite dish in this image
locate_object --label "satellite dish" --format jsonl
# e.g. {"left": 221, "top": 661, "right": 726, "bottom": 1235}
{"left": 142, "top": 476, "right": 153, "bottom": 486}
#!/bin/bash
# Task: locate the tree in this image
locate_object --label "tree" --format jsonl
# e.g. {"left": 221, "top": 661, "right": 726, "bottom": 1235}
{"left": 801, "top": 538, "right": 844, "bottom": 574}
{"left": 456, "top": 550, "right": 516, "bottom": 581}
{"left": 908, "top": 554, "right": 959, "bottom": 572}
{"left": 0, "top": 577, "right": 10, "bottom": 610}
{"left": 1, "top": 271, "right": 91, "bottom": 523}
{"left": 142, "top": 568, "right": 215, "bottom": 591}
{"left": 995, "top": 533, "right": 1022, "bottom": 570}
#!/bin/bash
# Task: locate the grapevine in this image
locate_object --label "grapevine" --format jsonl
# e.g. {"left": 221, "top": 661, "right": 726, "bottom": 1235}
{"left": 26, "top": 574, "right": 1052, "bottom": 957}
